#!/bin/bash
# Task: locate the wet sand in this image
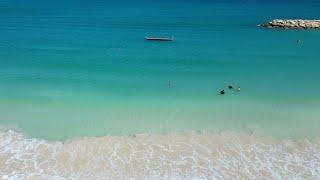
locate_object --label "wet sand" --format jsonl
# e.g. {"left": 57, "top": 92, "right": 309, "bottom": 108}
{"left": 1, "top": 129, "right": 319, "bottom": 179}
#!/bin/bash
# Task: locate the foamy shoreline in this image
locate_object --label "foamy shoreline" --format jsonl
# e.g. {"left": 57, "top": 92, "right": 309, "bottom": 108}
{"left": 1, "top": 129, "right": 320, "bottom": 179}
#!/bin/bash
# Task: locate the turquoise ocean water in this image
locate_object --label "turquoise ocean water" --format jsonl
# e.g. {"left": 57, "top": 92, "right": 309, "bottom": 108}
{"left": 0, "top": 0, "right": 320, "bottom": 140}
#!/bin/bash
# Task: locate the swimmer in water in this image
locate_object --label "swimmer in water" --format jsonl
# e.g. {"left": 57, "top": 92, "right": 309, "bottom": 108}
{"left": 228, "top": 85, "right": 233, "bottom": 90}
{"left": 220, "top": 90, "right": 225, "bottom": 95}
{"left": 237, "top": 86, "right": 241, "bottom": 92}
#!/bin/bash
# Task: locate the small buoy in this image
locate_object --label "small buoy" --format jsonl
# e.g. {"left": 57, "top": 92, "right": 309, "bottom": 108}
{"left": 237, "top": 86, "right": 241, "bottom": 92}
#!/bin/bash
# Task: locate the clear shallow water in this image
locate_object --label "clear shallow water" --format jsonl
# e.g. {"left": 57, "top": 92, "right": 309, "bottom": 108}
{"left": 0, "top": 0, "right": 320, "bottom": 140}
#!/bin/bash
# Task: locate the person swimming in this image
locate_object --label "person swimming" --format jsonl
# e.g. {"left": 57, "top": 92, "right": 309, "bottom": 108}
{"left": 220, "top": 90, "right": 225, "bottom": 95}
{"left": 228, "top": 85, "right": 233, "bottom": 89}
{"left": 237, "top": 86, "right": 240, "bottom": 92}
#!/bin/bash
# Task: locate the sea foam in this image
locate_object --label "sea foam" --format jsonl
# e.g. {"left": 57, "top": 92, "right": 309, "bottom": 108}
{"left": 0, "top": 129, "right": 319, "bottom": 179}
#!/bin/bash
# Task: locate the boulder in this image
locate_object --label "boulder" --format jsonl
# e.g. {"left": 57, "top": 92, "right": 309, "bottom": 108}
{"left": 259, "top": 19, "right": 320, "bottom": 29}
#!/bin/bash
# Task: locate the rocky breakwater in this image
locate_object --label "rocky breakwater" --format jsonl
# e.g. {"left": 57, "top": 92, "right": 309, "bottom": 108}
{"left": 260, "top": 19, "right": 320, "bottom": 29}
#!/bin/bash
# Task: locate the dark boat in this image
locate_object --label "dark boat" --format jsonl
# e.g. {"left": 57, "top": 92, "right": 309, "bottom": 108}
{"left": 145, "top": 36, "right": 174, "bottom": 41}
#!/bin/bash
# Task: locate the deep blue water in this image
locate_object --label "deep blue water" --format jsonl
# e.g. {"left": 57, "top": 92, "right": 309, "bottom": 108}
{"left": 0, "top": 0, "right": 320, "bottom": 139}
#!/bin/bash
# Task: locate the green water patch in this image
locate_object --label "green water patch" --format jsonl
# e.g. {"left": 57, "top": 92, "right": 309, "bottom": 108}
{"left": 0, "top": 96, "right": 319, "bottom": 140}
